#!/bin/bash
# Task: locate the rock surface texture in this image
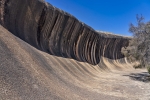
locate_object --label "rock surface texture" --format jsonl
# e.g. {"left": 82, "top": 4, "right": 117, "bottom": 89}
{"left": 0, "top": 0, "right": 129, "bottom": 65}
{"left": 1, "top": 0, "right": 150, "bottom": 100}
{"left": 0, "top": 25, "right": 150, "bottom": 100}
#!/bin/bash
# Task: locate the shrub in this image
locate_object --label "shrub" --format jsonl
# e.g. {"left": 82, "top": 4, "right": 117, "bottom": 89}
{"left": 147, "top": 66, "right": 150, "bottom": 74}
{"left": 122, "top": 15, "right": 150, "bottom": 74}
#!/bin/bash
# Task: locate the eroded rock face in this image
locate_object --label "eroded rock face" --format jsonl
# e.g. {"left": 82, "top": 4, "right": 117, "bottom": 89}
{"left": 0, "top": 0, "right": 129, "bottom": 65}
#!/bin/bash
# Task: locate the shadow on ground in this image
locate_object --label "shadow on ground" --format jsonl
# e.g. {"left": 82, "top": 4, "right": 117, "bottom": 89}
{"left": 123, "top": 72, "right": 150, "bottom": 82}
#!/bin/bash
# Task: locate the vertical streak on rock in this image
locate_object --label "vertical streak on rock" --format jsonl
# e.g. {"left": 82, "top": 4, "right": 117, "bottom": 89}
{"left": 75, "top": 24, "right": 84, "bottom": 61}
{"left": 48, "top": 8, "right": 61, "bottom": 55}
{"left": 37, "top": 5, "right": 47, "bottom": 49}
{"left": 59, "top": 15, "right": 75, "bottom": 58}
{"left": 0, "top": 0, "right": 5, "bottom": 25}
{"left": 69, "top": 19, "right": 81, "bottom": 59}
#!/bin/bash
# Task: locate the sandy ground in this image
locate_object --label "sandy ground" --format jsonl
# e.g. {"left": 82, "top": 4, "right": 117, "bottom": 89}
{"left": 0, "top": 25, "right": 150, "bottom": 100}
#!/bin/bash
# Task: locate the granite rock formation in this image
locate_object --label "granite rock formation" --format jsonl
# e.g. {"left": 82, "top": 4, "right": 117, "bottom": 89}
{"left": 1, "top": 0, "right": 150, "bottom": 100}
{"left": 0, "top": 0, "right": 129, "bottom": 65}
{"left": 1, "top": 25, "right": 149, "bottom": 100}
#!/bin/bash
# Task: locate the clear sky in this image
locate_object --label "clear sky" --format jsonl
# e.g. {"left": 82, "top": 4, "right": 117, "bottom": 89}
{"left": 46, "top": 0, "right": 150, "bottom": 36}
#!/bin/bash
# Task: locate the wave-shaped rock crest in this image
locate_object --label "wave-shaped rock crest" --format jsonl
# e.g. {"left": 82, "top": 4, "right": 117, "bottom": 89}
{"left": 0, "top": 0, "right": 129, "bottom": 65}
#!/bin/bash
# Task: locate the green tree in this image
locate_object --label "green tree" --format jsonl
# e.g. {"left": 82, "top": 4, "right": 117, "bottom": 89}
{"left": 121, "top": 15, "right": 150, "bottom": 74}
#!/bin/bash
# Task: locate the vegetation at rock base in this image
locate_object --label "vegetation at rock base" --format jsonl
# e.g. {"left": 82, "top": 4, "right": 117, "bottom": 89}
{"left": 121, "top": 15, "right": 150, "bottom": 74}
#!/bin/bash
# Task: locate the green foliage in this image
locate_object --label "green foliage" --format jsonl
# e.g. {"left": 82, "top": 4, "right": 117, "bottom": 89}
{"left": 147, "top": 66, "right": 150, "bottom": 74}
{"left": 121, "top": 15, "right": 150, "bottom": 74}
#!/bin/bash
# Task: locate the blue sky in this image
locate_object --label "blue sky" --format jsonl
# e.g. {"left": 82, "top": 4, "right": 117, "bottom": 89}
{"left": 46, "top": 0, "right": 150, "bottom": 36}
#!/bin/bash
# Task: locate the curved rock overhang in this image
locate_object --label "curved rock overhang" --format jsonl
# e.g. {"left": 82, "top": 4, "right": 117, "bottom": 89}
{"left": 0, "top": 0, "right": 130, "bottom": 65}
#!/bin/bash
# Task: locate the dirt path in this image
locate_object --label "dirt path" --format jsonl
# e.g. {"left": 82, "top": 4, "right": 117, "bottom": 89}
{"left": 88, "top": 69, "right": 150, "bottom": 100}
